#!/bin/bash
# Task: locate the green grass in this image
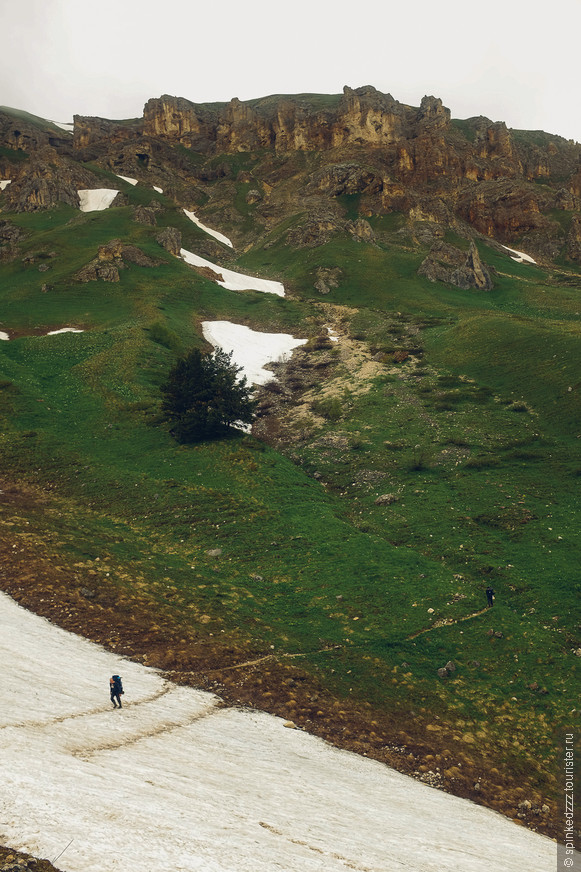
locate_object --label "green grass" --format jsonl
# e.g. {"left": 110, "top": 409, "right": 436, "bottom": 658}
{"left": 0, "top": 163, "right": 580, "bottom": 812}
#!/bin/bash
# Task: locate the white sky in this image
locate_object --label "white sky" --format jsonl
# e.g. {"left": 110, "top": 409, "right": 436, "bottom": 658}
{"left": 1, "top": 0, "right": 580, "bottom": 142}
{"left": 0, "top": 590, "right": 559, "bottom": 872}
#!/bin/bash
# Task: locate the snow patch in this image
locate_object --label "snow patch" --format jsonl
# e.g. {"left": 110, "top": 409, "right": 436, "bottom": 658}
{"left": 0, "top": 590, "right": 558, "bottom": 872}
{"left": 502, "top": 245, "right": 537, "bottom": 264}
{"left": 181, "top": 248, "right": 285, "bottom": 297}
{"left": 202, "top": 321, "right": 307, "bottom": 386}
{"left": 183, "top": 209, "right": 233, "bottom": 248}
{"left": 45, "top": 328, "right": 84, "bottom": 336}
{"left": 0, "top": 180, "right": 12, "bottom": 191}
{"left": 52, "top": 121, "right": 74, "bottom": 134}
{"left": 152, "top": 186, "right": 163, "bottom": 194}
{"left": 0, "top": 331, "right": 9, "bottom": 341}
{"left": 78, "top": 189, "right": 119, "bottom": 212}
{"left": 116, "top": 175, "right": 138, "bottom": 186}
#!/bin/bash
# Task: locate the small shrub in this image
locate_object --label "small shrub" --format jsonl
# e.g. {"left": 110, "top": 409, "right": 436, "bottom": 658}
{"left": 508, "top": 400, "right": 532, "bottom": 414}
{"left": 465, "top": 455, "right": 501, "bottom": 469}
{"left": 351, "top": 438, "right": 369, "bottom": 450}
{"left": 408, "top": 446, "right": 431, "bottom": 471}
{"left": 148, "top": 321, "right": 182, "bottom": 353}
{"left": 262, "top": 379, "right": 284, "bottom": 395}
{"left": 384, "top": 440, "right": 406, "bottom": 451}
{"left": 312, "top": 396, "right": 343, "bottom": 421}
{"left": 305, "top": 334, "right": 333, "bottom": 351}
{"left": 240, "top": 435, "right": 265, "bottom": 452}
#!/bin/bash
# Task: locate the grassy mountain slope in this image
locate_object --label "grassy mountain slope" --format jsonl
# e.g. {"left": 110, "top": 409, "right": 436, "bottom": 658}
{"left": 0, "top": 121, "right": 580, "bottom": 841}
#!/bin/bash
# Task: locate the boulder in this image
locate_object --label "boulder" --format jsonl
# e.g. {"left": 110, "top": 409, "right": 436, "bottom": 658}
{"left": 374, "top": 493, "right": 399, "bottom": 506}
{"left": 156, "top": 226, "right": 182, "bottom": 256}
{"left": 419, "top": 240, "right": 493, "bottom": 290}
{"left": 134, "top": 205, "right": 157, "bottom": 225}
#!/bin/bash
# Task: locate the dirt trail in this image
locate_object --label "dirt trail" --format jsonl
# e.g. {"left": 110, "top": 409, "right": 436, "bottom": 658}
{"left": 407, "top": 607, "right": 490, "bottom": 640}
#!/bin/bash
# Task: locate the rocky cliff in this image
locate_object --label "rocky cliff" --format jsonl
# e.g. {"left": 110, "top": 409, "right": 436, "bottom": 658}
{"left": 2, "top": 86, "right": 581, "bottom": 261}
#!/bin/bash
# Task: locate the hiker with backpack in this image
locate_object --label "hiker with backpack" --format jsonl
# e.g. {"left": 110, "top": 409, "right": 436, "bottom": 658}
{"left": 110, "top": 674, "right": 124, "bottom": 708}
{"left": 486, "top": 586, "right": 495, "bottom": 608}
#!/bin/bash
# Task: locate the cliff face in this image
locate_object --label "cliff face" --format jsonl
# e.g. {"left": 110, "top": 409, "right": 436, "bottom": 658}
{"left": 2, "top": 86, "right": 581, "bottom": 261}
{"left": 140, "top": 87, "right": 453, "bottom": 154}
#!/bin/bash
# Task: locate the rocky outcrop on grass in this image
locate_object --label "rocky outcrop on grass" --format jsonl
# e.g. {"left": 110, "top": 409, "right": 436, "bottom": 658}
{"left": 418, "top": 241, "right": 494, "bottom": 290}
{"left": 74, "top": 239, "right": 160, "bottom": 282}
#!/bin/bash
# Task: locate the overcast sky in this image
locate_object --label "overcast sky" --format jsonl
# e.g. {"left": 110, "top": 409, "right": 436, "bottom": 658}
{"left": 1, "top": 0, "right": 580, "bottom": 143}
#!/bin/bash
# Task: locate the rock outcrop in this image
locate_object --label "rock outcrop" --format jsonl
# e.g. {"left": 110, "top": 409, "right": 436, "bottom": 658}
{"left": 74, "top": 239, "right": 159, "bottom": 282}
{"left": 1, "top": 146, "right": 100, "bottom": 211}
{"left": 418, "top": 241, "right": 494, "bottom": 290}
{"left": 156, "top": 227, "right": 182, "bottom": 256}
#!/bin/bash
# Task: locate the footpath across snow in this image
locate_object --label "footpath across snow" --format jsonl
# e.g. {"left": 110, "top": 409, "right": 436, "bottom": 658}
{"left": 0, "top": 591, "right": 556, "bottom": 872}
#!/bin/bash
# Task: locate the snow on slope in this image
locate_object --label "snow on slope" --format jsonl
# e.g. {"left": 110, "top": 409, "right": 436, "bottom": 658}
{"left": 115, "top": 175, "right": 138, "bottom": 186}
{"left": 183, "top": 209, "right": 233, "bottom": 247}
{"left": 502, "top": 245, "right": 537, "bottom": 264}
{"left": 0, "top": 331, "right": 9, "bottom": 340}
{"left": 181, "top": 248, "right": 285, "bottom": 296}
{"left": 202, "top": 321, "right": 307, "bottom": 385}
{"left": 77, "top": 189, "right": 119, "bottom": 212}
{"left": 0, "top": 180, "right": 11, "bottom": 190}
{"left": 0, "top": 591, "right": 556, "bottom": 872}
{"left": 52, "top": 122, "right": 74, "bottom": 134}
{"left": 45, "top": 328, "right": 84, "bottom": 336}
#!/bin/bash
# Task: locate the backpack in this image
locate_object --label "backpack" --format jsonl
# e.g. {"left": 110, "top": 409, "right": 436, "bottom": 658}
{"left": 112, "top": 675, "right": 123, "bottom": 693}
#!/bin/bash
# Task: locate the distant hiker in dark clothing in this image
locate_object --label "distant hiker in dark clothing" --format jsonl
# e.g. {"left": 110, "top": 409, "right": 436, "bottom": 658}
{"left": 110, "top": 674, "right": 124, "bottom": 708}
{"left": 486, "top": 586, "right": 495, "bottom": 608}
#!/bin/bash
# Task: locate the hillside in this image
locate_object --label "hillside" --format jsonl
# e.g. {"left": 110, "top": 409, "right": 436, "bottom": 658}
{"left": 0, "top": 86, "right": 580, "bottom": 850}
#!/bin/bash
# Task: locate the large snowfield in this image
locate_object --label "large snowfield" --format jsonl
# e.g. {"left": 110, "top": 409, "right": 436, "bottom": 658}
{"left": 0, "top": 591, "right": 556, "bottom": 872}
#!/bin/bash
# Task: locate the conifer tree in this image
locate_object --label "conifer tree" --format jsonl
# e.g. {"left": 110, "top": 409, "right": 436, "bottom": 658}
{"left": 161, "top": 347, "right": 255, "bottom": 443}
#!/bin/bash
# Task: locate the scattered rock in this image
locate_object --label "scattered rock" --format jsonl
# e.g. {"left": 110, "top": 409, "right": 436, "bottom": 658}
{"left": 156, "top": 226, "right": 182, "bottom": 256}
{"left": 133, "top": 205, "right": 157, "bottom": 225}
{"left": 80, "top": 587, "right": 96, "bottom": 599}
{"left": 374, "top": 493, "right": 399, "bottom": 506}
{"left": 206, "top": 548, "right": 222, "bottom": 558}
{"left": 346, "top": 218, "right": 375, "bottom": 242}
{"left": 314, "top": 266, "right": 342, "bottom": 294}
{"left": 194, "top": 265, "right": 224, "bottom": 283}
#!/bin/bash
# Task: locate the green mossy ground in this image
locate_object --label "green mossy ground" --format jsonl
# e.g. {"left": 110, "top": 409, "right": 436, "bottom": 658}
{"left": 0, "top": 177, "right": 579, "bottom": 825}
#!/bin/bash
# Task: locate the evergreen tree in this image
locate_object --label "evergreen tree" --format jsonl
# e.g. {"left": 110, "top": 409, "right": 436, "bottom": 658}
{"left": 161, "top": 347, "right": 256, "bottom": 443}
